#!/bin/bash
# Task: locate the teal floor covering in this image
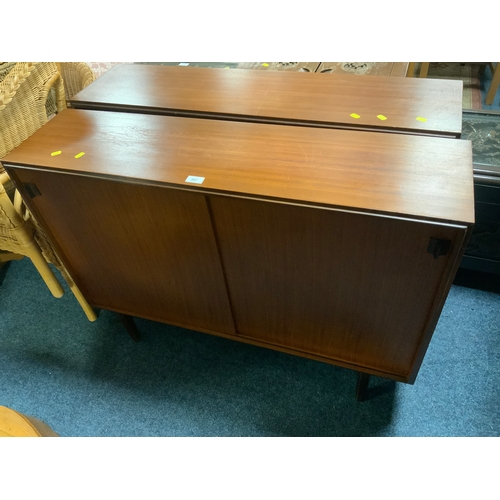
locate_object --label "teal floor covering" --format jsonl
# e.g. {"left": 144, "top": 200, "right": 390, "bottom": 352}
{"left": 1, "top": 258, "right": 499, "bottom": 437}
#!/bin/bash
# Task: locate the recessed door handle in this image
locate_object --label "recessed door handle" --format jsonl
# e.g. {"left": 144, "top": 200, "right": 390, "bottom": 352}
{"left": 427, "top": 238, "right": 451, "bottom": 259}
{"left": 23, "top": 183, "right": 41, "bottom": 199}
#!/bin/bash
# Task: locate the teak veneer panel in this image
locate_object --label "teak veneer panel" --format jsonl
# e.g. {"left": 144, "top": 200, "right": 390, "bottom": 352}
{"left": 69, "top": 64, "right": 463, "bottom": 137}
{"left": 9, "top": 168, "right": 236, "bottom": 336}
{"left": 2, "top": 109, "right": 474, "bottom": 225}
{"left": 210, "top": 196, "right": 466, "bottom": 380}
{"left": 2, "top": 109, "right": 474, "bottom": 384}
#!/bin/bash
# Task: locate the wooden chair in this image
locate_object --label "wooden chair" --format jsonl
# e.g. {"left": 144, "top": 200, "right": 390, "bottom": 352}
{"left": 0, "top": 63, "right": 66, "bottom": 162}
{"left": 482, "top": 63, "right": 500, "bottom": 106}
{"left": 0, "top": 62, "right": 97, "bottom": 321}
{"left": 0, "top": 405, "right": 59, "bottom": 437}
{"left": 409, "top": 63, "right": 500, "bottom": 105}
{"left": 58, "top": 62, "right": 96, "bottom": 102}
{"left": 407, "top": 63, "right": 430, "bottom": 78}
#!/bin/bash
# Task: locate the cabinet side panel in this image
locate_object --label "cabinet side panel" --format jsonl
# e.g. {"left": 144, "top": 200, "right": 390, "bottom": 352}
{"left": 210, "top": 196, "right": 465, "bottom": 379}
{"left": 12, "top": 168, "right": 236, "bottom": 336}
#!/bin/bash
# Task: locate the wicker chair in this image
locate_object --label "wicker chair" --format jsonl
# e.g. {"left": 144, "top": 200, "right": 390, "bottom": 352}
{"left": 0, "top": 62, "right": 97, "bottom": 321}
{"left": 58, "top": 62, "right": 96, "bottom": 102}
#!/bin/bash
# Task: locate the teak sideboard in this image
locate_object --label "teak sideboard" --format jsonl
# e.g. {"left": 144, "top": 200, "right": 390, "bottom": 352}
{"left": 2, "top": 109, "right": 474, "bottom": 398}
{"left": 69, "top": 64, "right": 464, "bottom": 138}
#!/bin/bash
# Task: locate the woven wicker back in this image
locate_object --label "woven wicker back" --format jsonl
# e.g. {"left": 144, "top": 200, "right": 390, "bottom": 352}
{"left": 0, "top": 62, "right": 97, "bottom": 321}
{"left": 0, "top": 62, "right": 66, "bottom": 160}
{"left": 59, "top": 62, "right": 96, "bottom": 101}
{"left": 0, "top": 62, "right": 16, "bottom": 81}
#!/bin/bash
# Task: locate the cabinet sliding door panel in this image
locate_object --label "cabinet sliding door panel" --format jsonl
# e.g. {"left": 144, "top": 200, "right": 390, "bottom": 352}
{"left": 13, "top": 168, "right": 235, "bottom": 336}
{"left": 210, "top": 196, "right": 465, "bottom": 379}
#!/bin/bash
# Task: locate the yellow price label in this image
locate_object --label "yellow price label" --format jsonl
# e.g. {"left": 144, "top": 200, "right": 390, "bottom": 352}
{"left": 74, "top": 152, "right": 85, "bottom": 159}
{"left": 416, "top": 116, "right": 427, "bottom": 122}
{"left": 377, "top": 115, "right": 387, "bottom": 121}
{"left": 350, "top": 113, "right": 360, "bottom": 119}
{"left": 51, "top": 151, "right": 62, "bottom": 156}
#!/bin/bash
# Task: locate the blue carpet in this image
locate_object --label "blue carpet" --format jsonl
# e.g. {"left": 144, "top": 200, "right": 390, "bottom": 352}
{"left": 1, "top": 258, "right": 499, "bottom": 437}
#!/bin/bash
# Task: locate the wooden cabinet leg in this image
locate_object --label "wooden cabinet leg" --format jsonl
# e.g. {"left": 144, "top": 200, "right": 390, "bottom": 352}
{"left": 356, "top": 372, "right": 370, "bottom": 402}
{"left": 118, "top": 314, "right": 141, "bottom": 342}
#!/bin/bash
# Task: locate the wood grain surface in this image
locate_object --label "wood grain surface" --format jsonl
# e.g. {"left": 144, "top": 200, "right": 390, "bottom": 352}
{"left": 68, "top": 64, "right": 463, "bottom": 137}
{"left": 2, "top": 109, "right": 475, "bottom": 225}
{"left": 3, "top": 108, "right": 474, "bottom": 384}
{"left": 10, "top": 168, "right": 236, "bottom": 336}
{"left": 210, "top": 196, "right": 467, "bottom": 379}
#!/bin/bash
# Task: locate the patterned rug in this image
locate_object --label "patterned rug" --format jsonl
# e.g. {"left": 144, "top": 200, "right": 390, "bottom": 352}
{"left": 86, "top": 62, "right": 484, "bottom": 110}
{"left": 425, "top": 62, "right": 483, "bottom": 110}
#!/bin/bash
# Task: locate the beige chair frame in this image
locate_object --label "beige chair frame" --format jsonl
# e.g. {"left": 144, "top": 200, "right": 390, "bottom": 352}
{"left": 1, "top": 62, "right": 97, "bottom": 321}
{"left": 484, "top": 62, "right": 500, "bottom": 106}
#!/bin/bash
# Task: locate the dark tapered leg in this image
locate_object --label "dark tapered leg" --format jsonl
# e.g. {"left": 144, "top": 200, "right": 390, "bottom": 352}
{"left": 356, "top": 372, "right": 370, "bottom": 402}
{"left": 118, "top": 314, "right": 141, "bottom": 342}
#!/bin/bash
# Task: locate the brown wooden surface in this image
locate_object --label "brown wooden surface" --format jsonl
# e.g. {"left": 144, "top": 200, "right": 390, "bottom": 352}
{"left": 2, "top": 109, "right": 475, "bottom": 225}
{"left": 68, "top": 64, "right": 463, "bottom": 137}
{"left": 210, "top": 195, "right": 467, "bottom": 380}
{"left": 406, "top": 222, "right": 474, "bottom": 382}
{"left": 10, "top": 168, "right": 236, "bottom": 336}
{"left": 5, "top": 162, "right": 469, "bottom": 381}
{"left": 236, "top": 62, "right": 320, "bottom": 72}
{"left": 2, "top": 109, "right": 475, "bottom": 384}
{"left": 317, "top": 62, "right": 409, "bottom": 77}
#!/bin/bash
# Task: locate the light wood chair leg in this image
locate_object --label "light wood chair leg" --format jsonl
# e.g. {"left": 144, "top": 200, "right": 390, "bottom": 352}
{"left": 419, "top": 62, "right": 430, "bottom": 78}
{"left": 407, "top": 62, "right": 415, "bottom": 77}
{"left": 68, "top": 282, "right": 98, "bottom": 322}
{"left": 485, "top": 63, "right": 500, "bottom": 106}
{"left": 58, "top": 266, "right": 98, "bottom": 322}
{"left": 24, "top": 243, "right": 64, "bottom": 298}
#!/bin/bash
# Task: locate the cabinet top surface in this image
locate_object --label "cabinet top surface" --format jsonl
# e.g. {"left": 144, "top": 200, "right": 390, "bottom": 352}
{"left": 2, "top": 109, "right": 474, "bottom": 224}
{"left": 69, "top": 64, "right": 463, "bottom": 137}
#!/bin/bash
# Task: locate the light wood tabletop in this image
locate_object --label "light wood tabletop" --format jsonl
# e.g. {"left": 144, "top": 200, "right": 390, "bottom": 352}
{"left": 69, "top": 64, "right": 464, "bottom": 138}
